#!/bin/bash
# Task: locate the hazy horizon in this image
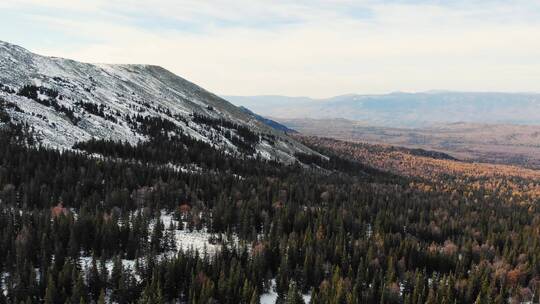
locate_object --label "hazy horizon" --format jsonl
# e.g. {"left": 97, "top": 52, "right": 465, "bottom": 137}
{"left": 1, "top": 0, "right": 539, "bottom": 98}
{"left": 224, "top": 90, "right": 540, "bottom": 100}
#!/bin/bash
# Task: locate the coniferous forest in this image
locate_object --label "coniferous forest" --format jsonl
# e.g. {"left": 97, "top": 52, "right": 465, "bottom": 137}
{"left": 1, "top": 103, "right": 540, "bottom": 304}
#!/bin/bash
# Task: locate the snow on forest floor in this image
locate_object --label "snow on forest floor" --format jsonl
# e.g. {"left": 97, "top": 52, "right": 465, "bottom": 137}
{"left": 1, "top": 208, "right": 313, "bottom": 304}
{"left": 259, "top": 279, "right": 312, "bottom": 304}
{"left": 259, "top": 279, "right": 278, "bottom": 304}
{"left": 1, "top": 272, "right": 7, "bottom": 296}
{"left": 79, "top": 256, "right": 139, "bottom": 281}
{"left": 159, "top": 210, "right": 226, "bottom": 256}
{"left": 77, "top": 210, "right": 238, "bottom": 283}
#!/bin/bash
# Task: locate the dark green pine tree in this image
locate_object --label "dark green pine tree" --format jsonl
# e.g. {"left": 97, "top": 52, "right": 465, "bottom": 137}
{"left": 70, "top": 271, "right": 87, "bottom": 304}
{"left": 44, "top": 273, "right": 59, "bottom": 304}
{"left": 285, "top": 282, "right": 305, "bottom": 304}
{"left": 86, "top": 256, "right": 101, "bottom": 301}
{"left": 97, "top": 289, "right": 106, "bottom": 304}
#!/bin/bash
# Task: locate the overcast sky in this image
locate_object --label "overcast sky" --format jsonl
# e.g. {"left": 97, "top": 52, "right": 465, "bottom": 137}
{"left": 1, "top": 0, "right": 539, "bottom": 98}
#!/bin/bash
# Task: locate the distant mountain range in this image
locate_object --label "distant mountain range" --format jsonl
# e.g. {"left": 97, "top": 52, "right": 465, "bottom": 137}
{"left": 224, "top": 92, "right": 540, "bottom": 127}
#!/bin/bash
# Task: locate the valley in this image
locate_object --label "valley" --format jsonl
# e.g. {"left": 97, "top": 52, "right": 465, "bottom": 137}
{"left": 281, "top": 119, "right": 540, "bottom": 169}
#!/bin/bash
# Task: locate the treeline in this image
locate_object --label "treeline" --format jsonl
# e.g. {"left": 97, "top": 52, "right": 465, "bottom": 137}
{"left": 192, "top": 113, "right": 262, "bottom": 154}
{"left": 294, "top": 151, "right": 398, "bottom": 181}
{"left": 75, "top": 101, "right": 119, "bottom": 123}
{"left": 6, "top": 83, "right": 274, "bottom": 156}
{"left": 16, "top": 84, "right": 78, "bottom": 123}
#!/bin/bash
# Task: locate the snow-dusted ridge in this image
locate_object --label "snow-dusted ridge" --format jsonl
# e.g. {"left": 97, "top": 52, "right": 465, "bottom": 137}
{"left": 0, "top": 40, "right": 313, "bottom": 162}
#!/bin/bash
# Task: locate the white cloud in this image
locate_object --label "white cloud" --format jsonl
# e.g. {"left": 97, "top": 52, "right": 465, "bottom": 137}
{"left": 2, "top": 0, "right": 540, "bottom": 97}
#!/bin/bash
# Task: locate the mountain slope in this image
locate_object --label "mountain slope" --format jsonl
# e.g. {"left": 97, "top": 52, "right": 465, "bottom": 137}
{"left": 238, "top": 106, "right": 296, "bottom": 133}
{"left": 0, "top": 41, "right": 313, "bottom": 162}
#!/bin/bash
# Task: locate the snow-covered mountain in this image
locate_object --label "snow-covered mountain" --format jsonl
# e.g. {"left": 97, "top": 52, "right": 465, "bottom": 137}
{"left": 0, "top": 41, "right": 313, "bottom": 162}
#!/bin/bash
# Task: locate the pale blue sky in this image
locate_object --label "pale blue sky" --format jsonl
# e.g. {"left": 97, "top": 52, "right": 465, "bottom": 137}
{"left": 1, "top": 0, "right": 539, "bottom": 97}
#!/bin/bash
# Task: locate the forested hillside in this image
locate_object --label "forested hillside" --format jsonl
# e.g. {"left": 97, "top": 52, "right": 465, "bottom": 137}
{"left": 1, "top": 100, "right": 540, "bottom": 304}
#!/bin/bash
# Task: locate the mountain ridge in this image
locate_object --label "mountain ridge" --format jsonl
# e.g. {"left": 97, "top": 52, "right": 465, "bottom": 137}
{"left": 0, "top": 40, "right": 313, "bottom": 163}
{"left": 224, "top": 91, "right": 540, "bottom": 127}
